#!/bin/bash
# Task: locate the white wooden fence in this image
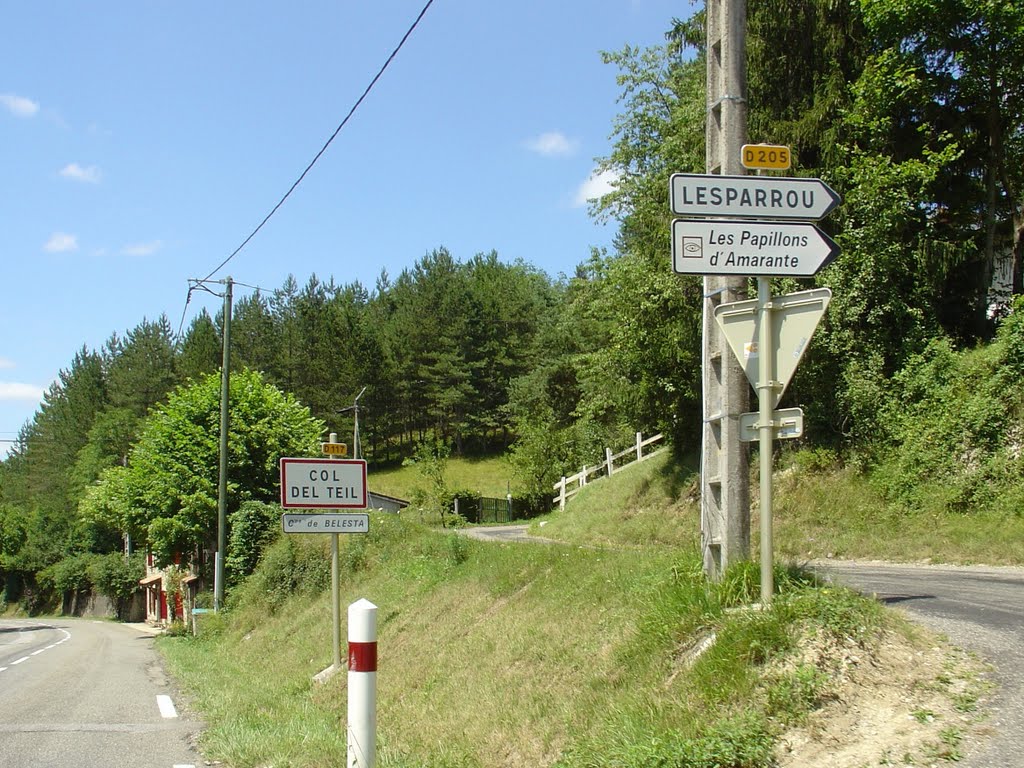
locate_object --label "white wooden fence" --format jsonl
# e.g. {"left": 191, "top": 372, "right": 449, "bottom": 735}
{"left": 551, "top": 431, "right": 665, "bottom": 510}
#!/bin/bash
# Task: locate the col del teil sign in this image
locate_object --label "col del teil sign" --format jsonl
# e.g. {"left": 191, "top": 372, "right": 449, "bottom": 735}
{"left": 279, "top": 458, "right": 368, "bottom": 509}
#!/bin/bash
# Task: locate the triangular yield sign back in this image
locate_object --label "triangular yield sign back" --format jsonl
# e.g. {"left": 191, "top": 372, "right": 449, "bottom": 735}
{"left": 713, "top": 288, "right": 831, "bottom": 408}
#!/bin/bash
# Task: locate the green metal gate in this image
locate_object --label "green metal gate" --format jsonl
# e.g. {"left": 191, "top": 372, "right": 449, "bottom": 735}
{"left": 479, "top": 496, "right": 512, "bottom": 524}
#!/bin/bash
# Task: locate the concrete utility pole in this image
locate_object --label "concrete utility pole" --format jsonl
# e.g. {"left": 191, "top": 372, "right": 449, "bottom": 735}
{"left": 215, "top": 276, "right": 233, "bottom": 612}
{"left": 701, "top": 0, "right": 750, "bottom": 578}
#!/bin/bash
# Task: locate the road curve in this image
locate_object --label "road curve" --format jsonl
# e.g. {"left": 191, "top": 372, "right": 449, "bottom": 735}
{"left": 0, "top": 617, "right": 204, "bottom": 768}
{"left": 817, "top": 561, "right": 1024, "bottom": 768}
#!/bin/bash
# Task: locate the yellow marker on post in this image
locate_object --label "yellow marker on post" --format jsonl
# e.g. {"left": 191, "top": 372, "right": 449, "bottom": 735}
{"left": 741, "top": 144, "right": 792, "bottom": 170}
{"left": 321, "top": 442, "right": 348, "bottom": 456}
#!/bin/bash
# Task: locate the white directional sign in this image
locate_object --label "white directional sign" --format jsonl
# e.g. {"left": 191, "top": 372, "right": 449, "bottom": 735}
{"left": 672, "top": 219, "right": 839, "bottom": 277}
{"left": 669, "top": 174, "right": 840, "bottom": 220}
{"left": 714, "top": 288, "right": 832, "bottom": 408}
{"left": 279, "top": 458, "right": 367, "bottom": 509}
{"left": 739, "top": 408, "right": 804, "bottom": 442}
{"left": 281, "top": 513, "right": 369, "bottom": 534}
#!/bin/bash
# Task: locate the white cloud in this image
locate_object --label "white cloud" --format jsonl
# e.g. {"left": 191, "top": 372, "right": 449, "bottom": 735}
{"left": 121, "top": 240, "right": 162, "bottom": 257}
{"left": 0, "top": 358, "right": 15, "bottom": 370}
{"left": 60, "top": 162, "right": 102, "bottom": 183}
{"left": 574, "top": 168, "right": 621, "bottom": 207}
{"left": 0, "top": 381, "right": 46, "bottom": 401}
{"left": 525, "top": 131, "right": 579, "bottom": 157}
{"left": 0, "top": 92, "right": 39, "bottom": 118}
{"left": 44, "top": 232, "right": 79, "bottom": 253}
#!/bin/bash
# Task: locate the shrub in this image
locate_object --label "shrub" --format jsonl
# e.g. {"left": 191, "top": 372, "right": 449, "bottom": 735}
{"left": 232, "top": 536, "right": 330, "bottom": 612}
{"left": 226, "top": 501, "right": 282, "bottom": 584}
{"left": 450, "top": 490, "right": 480, "bottom": 524}
{"left": 89, "top": 552, "right": 145, "bottom": 603}
{"left": 39, "top": 554, "right": 96, "bottom": 596}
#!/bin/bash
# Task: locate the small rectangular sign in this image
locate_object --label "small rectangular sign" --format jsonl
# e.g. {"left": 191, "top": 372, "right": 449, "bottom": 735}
{"left": 281, "top": 513, "right": 370, "bottom": 534}
{"left": 279, "top": 458, "right": 367, "bottom": 509}
{"left": 321, "top": 442, "right": 348, "bottom": 456}
{"left": 741, "top": 144, "right": 792, "bottom": 170}
{"left": 739, "top": 408, "right": 804, "bottom": 442}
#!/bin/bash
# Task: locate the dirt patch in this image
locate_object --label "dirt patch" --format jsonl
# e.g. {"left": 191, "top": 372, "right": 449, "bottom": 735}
{"left": 777, "top": 628, "right": 992, "bottom": 767}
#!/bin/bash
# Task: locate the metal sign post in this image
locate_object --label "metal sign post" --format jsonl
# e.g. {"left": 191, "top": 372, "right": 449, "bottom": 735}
{"left": 279, "top": 448, "right": 369, "bottom": 676}
{"left": 328, "top": 434, "right": 343, "bottom": 672}
{"left": 670, "top": 148, "right": 841, "bottom": 603}
{"left": 715, "top": 285, "right": 830, "bottom": 604}
{"left": 756, "top": 278, "right": 776, "bottom": 604}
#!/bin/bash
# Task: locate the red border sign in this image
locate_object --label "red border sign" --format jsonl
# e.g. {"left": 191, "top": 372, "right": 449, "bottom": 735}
{"left": 279, "top": 458, "right": 368, "bottom": 509}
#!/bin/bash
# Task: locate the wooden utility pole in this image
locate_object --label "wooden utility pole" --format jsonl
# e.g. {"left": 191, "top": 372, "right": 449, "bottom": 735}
{"left": 701, "top": 0, "right": 750, "bottom": 578}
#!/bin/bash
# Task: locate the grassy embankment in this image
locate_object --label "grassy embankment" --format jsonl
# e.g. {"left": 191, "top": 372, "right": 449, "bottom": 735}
{"left": 158, "top": 447, "right": 1014, "bottom": 767}
{"left": 368, "top": 454, "right": 521, "bottom": 500}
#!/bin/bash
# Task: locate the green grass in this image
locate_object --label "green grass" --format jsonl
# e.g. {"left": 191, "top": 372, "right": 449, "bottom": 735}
{"left": 528, "top": 449, "right": 699, "bottom": 549}
{"left": 164, "top": 528, "right": 879, "bottom": 767}
{"left": 160, "top": 451, "right": 899, "bottom": 768}
{"left": 770, "top": 452, "right": 1024, "bottom": 565}
{"left": 159, "top": 447, "right": 1019, "bottom": 766}
{"left": 533, "top": 447, "right": 1024, "bottom": 566}
{"left": 368, "top": 454, "right": 519, "bottom": 500}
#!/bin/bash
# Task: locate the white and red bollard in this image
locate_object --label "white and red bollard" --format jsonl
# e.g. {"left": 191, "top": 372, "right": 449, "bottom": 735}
{"left": 347, "top": 598, "right": 377, "bottom": 768}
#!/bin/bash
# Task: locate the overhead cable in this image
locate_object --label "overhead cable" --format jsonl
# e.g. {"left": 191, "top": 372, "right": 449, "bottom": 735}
{"left": 197, "top": 0, "right": 436, "bottom": 284}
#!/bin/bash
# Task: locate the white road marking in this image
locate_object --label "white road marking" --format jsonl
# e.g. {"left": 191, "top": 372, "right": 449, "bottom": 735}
{"left": 0, "top": 625, "right": 70, "bottom": 673}
{"left": 156, "top": 694, "right": 178, "bottom": 719}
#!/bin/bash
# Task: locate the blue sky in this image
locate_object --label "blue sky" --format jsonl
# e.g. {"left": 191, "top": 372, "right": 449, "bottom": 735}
{"left": 1, "top": 0, "right": 687, "bottom": 454}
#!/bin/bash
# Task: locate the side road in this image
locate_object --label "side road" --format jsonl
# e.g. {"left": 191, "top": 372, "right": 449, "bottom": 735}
{"left": 459, "top": 524, "right": 552, "bottom": 544}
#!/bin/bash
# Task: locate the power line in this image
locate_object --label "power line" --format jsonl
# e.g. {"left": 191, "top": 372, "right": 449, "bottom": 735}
{"left": 176, "top": 285, "right": 197, "bottom": 337}
{"left": 175, "top": 278, "right": 273, "bottom": 337}
{"left": 232, "top": 280, "right": 271, "bottom": 293}
{"left": 197, "top": 0, "right": 436, "bottom": 285}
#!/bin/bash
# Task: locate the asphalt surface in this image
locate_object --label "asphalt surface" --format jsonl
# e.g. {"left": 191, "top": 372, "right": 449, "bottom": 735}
{"left": 460, "top": 524, "right": 551, "bottom": 544}
{"left": 810, "top": 562, "right": 1024, "bottom": 768}
{"left": 0, "top": 617, "right": 203, "bottom": 768}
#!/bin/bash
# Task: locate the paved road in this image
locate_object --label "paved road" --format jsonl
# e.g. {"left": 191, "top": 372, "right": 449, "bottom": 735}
{"left": 818, "top": 562, "right": 1024, "bottom": 768}
{"left": 0, "top": 618, "right": 204, "bottom": 768}
{"left": 460, "top": 524, "right": 548, "bottom": 544}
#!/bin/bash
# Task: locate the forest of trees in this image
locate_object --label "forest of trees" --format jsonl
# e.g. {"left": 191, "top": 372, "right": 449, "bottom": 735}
{"left": 2, "top": 0, "right": 1022, "bottom": 610}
